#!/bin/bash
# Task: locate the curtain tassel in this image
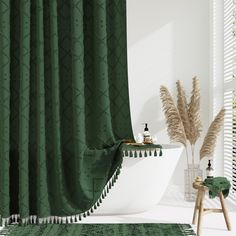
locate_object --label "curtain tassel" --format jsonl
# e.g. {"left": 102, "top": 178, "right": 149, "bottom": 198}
{"left": 154, "top": 149, "right": 157, "bottom": 156}
{"left": 125, "top": 149, "right": 129, "bottom": 156}
{"left": 159, "top": 149, "right": 163, "bottom": 156}
{"left": 75, "top": 215, "right": 78, "bottom": 222}
{"left": 139, "top": 151, "right": 142, "bottom": 157}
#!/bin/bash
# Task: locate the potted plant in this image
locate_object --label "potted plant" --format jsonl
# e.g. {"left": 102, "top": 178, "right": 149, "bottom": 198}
{"left": 160, "top": 77, "right": 225, "bottom": 201}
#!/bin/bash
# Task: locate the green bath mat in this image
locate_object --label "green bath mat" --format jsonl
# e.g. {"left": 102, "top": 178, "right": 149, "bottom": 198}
{"left": 0, "top": 223, "right": 195, "bottom": 236}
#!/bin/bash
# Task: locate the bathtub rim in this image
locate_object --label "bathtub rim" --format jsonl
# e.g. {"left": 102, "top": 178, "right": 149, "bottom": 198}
{"left": 160, "top": 143, "right": 184, "bottom": 150}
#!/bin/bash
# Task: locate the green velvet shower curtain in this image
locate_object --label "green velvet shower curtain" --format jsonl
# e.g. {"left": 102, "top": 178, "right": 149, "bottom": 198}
{"left": 0, "top": 0, "right": 133, "bottom": 223}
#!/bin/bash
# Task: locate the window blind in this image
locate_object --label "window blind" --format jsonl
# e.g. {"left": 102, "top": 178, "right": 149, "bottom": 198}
{"left": 224, "top": 0, "right": 236, "bottom": 196}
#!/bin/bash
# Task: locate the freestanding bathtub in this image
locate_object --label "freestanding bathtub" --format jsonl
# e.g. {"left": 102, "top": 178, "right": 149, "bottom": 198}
{"left": 94, "top": 144, "right": 184, "bottom": 215}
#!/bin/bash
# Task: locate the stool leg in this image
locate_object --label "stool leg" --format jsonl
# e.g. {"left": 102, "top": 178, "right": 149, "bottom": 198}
{"left": 219, "top": 192, "right": 231, "bottom": 231}
{"left": 192, "top": 190, "right": 201, "bottom": 225}
{"left": 197, "top": 190, "right": 205, "bottom": 236}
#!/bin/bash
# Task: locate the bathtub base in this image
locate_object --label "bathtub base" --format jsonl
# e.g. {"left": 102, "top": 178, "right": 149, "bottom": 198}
{"left": 94, "top": 144, "right": 184, "bottom": 215}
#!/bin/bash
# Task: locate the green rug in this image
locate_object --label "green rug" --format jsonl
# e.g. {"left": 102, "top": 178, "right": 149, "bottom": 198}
{"left": 0, "top": 224, "right": 195, "bottom": 236}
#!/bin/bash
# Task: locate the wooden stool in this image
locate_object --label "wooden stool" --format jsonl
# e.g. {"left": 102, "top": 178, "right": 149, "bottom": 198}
{"left": 192, "top": 178, "right": 231, "bottom": 236}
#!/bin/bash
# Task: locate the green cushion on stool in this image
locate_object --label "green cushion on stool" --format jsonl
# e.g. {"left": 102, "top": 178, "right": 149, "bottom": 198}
{"left": 203, "top": 177, "right": 231, "bottom": 199}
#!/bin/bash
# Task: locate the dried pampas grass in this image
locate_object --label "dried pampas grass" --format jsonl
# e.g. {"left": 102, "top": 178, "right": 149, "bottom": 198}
{"left": 160, "top": 77, "right": 224, "bottom": 164}
{"left": 188, "top": 77, "right": 202, "bottom": 145}
{"left": 200, "top": 108, "right": 225, "bottom": 160}
{"left": 160, "top": 86, "right": 187, "bottom": 146}
{"left": 176, "top": 80, "right": 191, "bottom": 141}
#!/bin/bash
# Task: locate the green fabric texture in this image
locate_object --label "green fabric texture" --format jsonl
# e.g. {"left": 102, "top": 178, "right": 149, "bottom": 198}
{"left": 0, "top": 224, "right": 196, "bottom": 236}
{"left": 203, "top": 177, "right": 231, "bottom": 199}
{"left": 0, "top": 0, "right": 133, "bottom": 220}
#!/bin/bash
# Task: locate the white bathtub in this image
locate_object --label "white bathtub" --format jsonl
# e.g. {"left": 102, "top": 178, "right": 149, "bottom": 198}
{"left": 94, "top": 144, "right": 184, "bottom": 215}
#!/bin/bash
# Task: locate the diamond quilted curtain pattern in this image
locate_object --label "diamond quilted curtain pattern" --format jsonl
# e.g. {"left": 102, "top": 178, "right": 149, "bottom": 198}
{"left": 0, "top": 0, "right": 133, "bottom": 224}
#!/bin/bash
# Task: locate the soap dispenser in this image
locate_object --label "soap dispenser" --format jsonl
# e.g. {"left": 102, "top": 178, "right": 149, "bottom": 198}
{"left": 206, "top": 160, "right": 214, "bottom": 178}
{"left": 143, "top": 123, "right": 152, "bottom": 144}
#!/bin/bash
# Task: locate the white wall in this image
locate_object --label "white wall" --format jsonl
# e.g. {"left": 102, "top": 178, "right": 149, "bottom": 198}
{"left": 127, "top": 0, "right": 210, "bottom": 188}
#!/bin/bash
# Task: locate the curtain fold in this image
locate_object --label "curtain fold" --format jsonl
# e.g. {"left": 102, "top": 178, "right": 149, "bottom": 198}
{"left": 0, "top": 0, "right": 11, "bottom": 219}
{"left": 18, "top": 0, "right": 31, "bottom": 218}
{"left": 0, "top": 0, "right": 133, "bottom": 223}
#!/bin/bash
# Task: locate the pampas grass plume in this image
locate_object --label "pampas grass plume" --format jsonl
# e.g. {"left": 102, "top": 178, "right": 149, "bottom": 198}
{"left": 200, "top": 108, "right": 225, "bottom": 160}
{"left": 160, "top": 86, "right": 187, "bottom": 146}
